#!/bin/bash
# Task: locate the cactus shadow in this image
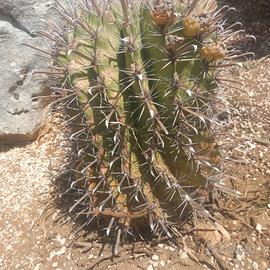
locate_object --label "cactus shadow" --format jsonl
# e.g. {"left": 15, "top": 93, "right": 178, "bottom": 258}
{"left": 217, "top": 0, "right": 270, "bottom": 59}
{"left": 51, "top": 170, "right": 157, "bottom": 246}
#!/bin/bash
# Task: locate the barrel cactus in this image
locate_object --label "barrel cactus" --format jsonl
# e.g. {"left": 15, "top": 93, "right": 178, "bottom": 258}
{"left": 34, "top": 0, "right": 243, "bottom": 240}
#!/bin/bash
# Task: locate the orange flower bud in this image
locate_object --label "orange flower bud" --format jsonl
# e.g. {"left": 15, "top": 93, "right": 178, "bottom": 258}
{"left": 151, "top": 10, "right": 176, "bottom": 27}
{"left": 201, "top": 43, "right": 226, "bottom": 61}
{"left": 183, "top": 16, "right": 200, "bottom": 37}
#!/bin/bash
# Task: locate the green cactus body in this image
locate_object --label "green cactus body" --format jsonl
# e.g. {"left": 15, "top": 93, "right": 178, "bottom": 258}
{"left": 39, "top": 0, "right": 240, "bottom": 238}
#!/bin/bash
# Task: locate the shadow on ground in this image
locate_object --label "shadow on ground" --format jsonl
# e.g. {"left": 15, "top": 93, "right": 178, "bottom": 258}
{"left": 218, "top": 0, "right": 270, "bottom": 59}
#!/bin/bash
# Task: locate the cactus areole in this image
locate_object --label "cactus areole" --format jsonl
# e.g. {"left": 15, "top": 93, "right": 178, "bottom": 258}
{"left": 38, "top": 0, "right": 242, "bottom": 240}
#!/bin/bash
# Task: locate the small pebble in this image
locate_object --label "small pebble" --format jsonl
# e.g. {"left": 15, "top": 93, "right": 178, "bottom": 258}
{"left": 151, "top": 255, "right": 159, "bottom": 261}
{"left": 147, "top": 265, "right": 154, "bottom": 270}
{"left": 33, "top": 264, "right": 40, "bottom": 270}
{"left": 252, "top": 261, "right": 259, "bottom": 270}
{"left": 179, "top": 250, "right": 188, "bottom": 260}
{"left": 255, "top": 223, "right": 262, "bottom": 233}
{"left": 89, "top": 254, "right": 94, "bottom": 259}
{"left": 56, "top": 234, "right": 66, "bottom": 246}
{"left": 160, "top": 260, "right": 165, "bottom": 267}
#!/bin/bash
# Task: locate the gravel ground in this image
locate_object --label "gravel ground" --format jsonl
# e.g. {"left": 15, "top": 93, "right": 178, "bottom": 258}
{"left": 0, "top": 115, "right": 69, "bottom": 269}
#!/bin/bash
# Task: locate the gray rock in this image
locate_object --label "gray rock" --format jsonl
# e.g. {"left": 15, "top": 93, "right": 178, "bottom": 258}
{"left": 0, "top": 0, "right": 57, "bottom": 143}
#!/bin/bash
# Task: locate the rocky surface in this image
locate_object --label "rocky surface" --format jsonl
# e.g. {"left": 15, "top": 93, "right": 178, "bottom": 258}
{"left": 0, "top": 0, "right": 56, "bottom": 143}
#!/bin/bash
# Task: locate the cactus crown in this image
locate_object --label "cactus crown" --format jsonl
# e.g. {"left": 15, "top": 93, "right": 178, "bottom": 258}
{"left": 35, "top": 0, "right": 246, "bottom": 240}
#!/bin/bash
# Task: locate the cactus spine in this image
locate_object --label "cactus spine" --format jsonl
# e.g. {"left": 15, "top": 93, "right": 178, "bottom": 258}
{"left": 36, "top": 0, "right": 245, "bottom": 239}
